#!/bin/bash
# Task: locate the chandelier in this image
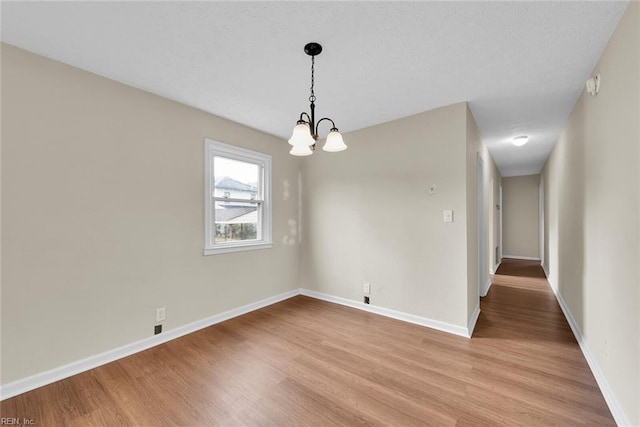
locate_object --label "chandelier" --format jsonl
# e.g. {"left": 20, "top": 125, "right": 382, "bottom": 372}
{"left": 288, "top": 42, "right": 347, "bottom": 156}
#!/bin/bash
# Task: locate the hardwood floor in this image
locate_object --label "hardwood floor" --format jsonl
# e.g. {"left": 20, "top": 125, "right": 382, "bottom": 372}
{"left": 1, "top": 259, "right": 614, "bottom": 425}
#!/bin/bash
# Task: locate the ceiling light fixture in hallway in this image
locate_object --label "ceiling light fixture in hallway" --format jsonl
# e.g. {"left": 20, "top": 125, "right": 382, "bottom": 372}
{"left": 512, "top": 135, "right": 529, "bottom": 146}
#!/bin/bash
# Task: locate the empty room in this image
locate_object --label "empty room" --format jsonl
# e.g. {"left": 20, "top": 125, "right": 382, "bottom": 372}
{"left": 1, "top": 1, "right": 638, "bottom": 426}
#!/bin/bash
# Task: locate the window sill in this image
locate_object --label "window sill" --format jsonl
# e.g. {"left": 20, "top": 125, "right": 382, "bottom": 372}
{"left": 203, "top": 241, "right": 272, "bottom": 256}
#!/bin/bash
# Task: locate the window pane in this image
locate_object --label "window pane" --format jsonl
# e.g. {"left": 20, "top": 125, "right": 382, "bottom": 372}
{"left": 214, "top": 200, "right": 259, "bottom": 243}
{"left": 214, "top": 156, "right": 260, "bottom": 200}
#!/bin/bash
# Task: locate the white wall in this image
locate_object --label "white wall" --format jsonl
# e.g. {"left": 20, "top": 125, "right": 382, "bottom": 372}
{"left": 502, "top": 174, "right": 540, "bottom": 259}
{"left": 542, "top": 2, "right": 639, "bottom": 424}
{"left": 1, "top": 44, "right": 301, "bottom": 384}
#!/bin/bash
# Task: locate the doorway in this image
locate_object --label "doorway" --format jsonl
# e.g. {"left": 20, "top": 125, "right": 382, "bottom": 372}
{"left": 477, "top": 154, "right": 485, "bottom": 297}
{"left": 539, "top": 177, "right": 545, "bottom": 269}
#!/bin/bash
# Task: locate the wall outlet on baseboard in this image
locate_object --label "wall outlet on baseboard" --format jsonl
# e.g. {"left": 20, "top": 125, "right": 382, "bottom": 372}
{"left": 155, "top": 307, "right": 166, "bottom": 322}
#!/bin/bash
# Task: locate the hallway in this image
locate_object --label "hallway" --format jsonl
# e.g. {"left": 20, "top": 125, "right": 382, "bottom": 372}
{"left": 471, "top": 258, "right": 614, "bottom": 425}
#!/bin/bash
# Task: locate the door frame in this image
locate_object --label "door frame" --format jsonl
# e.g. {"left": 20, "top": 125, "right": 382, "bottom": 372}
{"left": 477, "top": 154, "right": 485, "bottom": 297}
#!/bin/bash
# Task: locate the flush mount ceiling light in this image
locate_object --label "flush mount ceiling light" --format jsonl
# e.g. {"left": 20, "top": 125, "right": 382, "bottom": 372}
{"left": 288, "top": 42, "right": 347, "bottom": 156}
{"left": 512, "top": 135, "right": 529, "bottom": 147}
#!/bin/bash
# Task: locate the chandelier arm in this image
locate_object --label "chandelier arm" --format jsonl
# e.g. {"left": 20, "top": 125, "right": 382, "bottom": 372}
{"left": 298, "top": 112, "right": 312, "bottom": 124}
{"left": 315, "top": 117, "right": 337, "bottom": 136}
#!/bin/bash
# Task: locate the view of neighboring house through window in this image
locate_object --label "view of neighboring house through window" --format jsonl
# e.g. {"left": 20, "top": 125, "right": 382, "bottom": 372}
{"left": 214, "top": 158, "right": 259, "bottom": 241}
{"left": 204, "top": 139, "right": 272, "bottom": 255}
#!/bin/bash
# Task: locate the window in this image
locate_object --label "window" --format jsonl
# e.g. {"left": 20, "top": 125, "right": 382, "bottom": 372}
{"left": 204, "top": 139, "right": 272, "bottom": 255}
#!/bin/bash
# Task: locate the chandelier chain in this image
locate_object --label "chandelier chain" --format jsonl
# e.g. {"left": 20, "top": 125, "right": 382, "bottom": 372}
{"left": 309, "top": 55, "right": 316, "bottom": 103}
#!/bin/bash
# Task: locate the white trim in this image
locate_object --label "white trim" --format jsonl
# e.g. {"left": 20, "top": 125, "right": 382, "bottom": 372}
{"left": 541, "top": 262, "right": 550, "bottom": 280}
{"left": 203, "top": 242, "right": 272, "bottom": 256}
{"left": 549, "top": 280, "right": 631, "bottom": 426}
{"left": 0, "top": 289, "right": 299, "bottom": 401}
{"left": 299, "top": 289, "right": 470, "bottom": 338}
{"left": 539, "top": 178, "right": 545, "bottom": 267}
{"left": 467, "top": 304, "right": 481, "bottom": 337}
{"left": 499, "top": 183, "right": 503, "bottom": 260}
{"left": 203, "top": 138, "right": 272, "bottom": 256}
{"left": 502, "top": 255, "right": 541, "bottom": 261}
{"left": 477, "top": 153, "right": 485, "bottom": 306}
{"left": 490, "top": 260, "right": 502, "bottom": 274}
{"left": 481, "top": 278, "right": 492, "bottom": 297}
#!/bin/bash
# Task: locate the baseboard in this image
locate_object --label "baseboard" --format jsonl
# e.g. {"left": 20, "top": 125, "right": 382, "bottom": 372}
{"left": 0, "top": 288, "right": 300, "bottom": 401}
{"left": 490, "top": 260, "right": 501, "bottom": 275}
{"left": 299, "top": 289, "right": 470, "bottom": 338}
{"left": 542, "top": 263, "right": 550, "bottom": 280}
{"left": 481, "top": 278, "right": 492, "bottom": 297}
{"left": 502, "top": 255, "right": 541, "bottom": 261}
{"left": 549, "top": 280, "right": 631, "bottom": 426}
{"left": 467, "top": 304, "right": 481, "bottom": 337}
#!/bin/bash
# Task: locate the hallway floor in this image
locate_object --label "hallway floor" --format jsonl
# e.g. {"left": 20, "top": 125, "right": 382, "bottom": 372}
{"left": 471, "top": 258, "right": 614, "bottom": 425}
{"left": 1, "top": 258, "right": 614, "bottom": 425}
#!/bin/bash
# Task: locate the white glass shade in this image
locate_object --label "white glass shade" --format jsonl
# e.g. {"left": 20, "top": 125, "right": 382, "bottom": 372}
{"left": 288, "top": 123, "right": 315, "bottom": 146}
{"left": 289, "top": 143, "right": 313, "bottom": 156}
{"left": 322, "top": 129, "right": 347, "bottom": 152}
{"left": 512, "top": 136, "right": 528, "bottom": 146}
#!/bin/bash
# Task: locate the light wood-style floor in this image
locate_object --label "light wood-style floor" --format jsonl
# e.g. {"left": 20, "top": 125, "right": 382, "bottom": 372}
{"left": 1, "top": 259, "right": 614, "bottom": 425}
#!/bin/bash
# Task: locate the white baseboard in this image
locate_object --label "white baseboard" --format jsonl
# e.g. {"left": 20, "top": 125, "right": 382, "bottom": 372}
{"left": 480, "top": 278, "right": 492, "bottom": 297}
{"left": 0, "top": 288, "right": 300, "bottom": 401}
{"left": 490, "top": 260, "right": 501, "bottom": 275}
{"left": 299, "top": 289, "right": 470, "bottom": 338}
{"left": 502, "top": 255, "right": 541, "bottom": 261}
{"left": 549, "top": 280, "right": 630, "bottom": 426}
{"left": 542, "top": 263, "right": 550, "bottom": 280}
{"left": 467, "top": 304, "right": 481, "bottom": 337}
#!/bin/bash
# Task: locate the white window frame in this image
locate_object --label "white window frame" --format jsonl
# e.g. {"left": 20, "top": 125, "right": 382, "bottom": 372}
{"left": 204, "top": 139, "right": 272, "bottom": 255}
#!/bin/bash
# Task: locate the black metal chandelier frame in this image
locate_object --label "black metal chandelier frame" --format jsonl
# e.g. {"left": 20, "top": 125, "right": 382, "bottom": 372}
{"left": 295, "top": 42, "right": 340, "bottom": 144}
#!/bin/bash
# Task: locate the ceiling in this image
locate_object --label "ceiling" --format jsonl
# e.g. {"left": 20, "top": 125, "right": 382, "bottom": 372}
{"left": 1, "top": 1, "right": 628, "bottom": 177}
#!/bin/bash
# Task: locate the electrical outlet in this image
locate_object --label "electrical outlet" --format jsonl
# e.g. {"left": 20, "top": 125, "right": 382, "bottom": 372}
{"left": 364, "top": 283, "right": 371, "bottom": 295}
{"left": 154, "top": 324, "right": 162, "bottom": 335}
{"left": 155, "top": 307, "right": 166, "bottom": 322}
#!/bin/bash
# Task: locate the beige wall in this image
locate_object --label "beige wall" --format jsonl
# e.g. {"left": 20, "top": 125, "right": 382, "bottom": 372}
{"left": 466, "top": 106, "right": 502, "bottom": 313}
{"left": 1, "top": 44, "right": 301, "bottom": 384}
{"left": 300, "top": 103, "right": 470, "bottom": 327}
{"left": 502, "top": 175, "right": 540, "bottom": 259}
{"left": 542, "top": 2, "right": 639, "bottom": 424}
{"left": 300, "top": 103, "right": 500, "bottom": 329}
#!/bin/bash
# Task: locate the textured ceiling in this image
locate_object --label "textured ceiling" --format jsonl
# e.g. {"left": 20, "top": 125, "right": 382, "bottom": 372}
{"left": 1, "top": 1, "right": 628, "bottom": 176}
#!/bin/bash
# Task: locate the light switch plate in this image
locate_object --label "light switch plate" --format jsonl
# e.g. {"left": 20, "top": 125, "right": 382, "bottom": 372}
{"left": 443, "top": 210, "right": 453, "bottom": 223}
